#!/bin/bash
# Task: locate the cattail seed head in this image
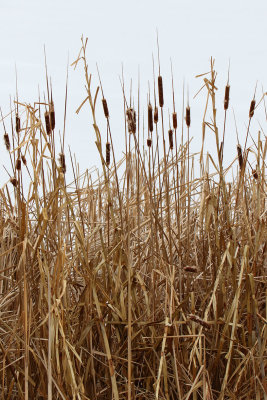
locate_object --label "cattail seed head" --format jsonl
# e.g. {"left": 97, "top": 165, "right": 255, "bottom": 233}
{"left": 252, "top": 169, "right": 258, "bottom": 179}
{"left": 22, "top": 155, "right": 27, "bottom": 165}
{"left": 106, "top": 142, "right": 111, "bottom": 165}
{"left": 172, "top": 112, "right": 177, "bottom": 130}
{"left": 4, "top": 133, "right": 10, "bottom": 151}
{"left": 148, "top": 103, "right": 153, "bottom": 133}
{"left": 147, "top": 138, "right": 152, "bottom": 147}
{"left": 184, "top": 265, "right": 198, "bottom": 273}
{"left": 102, "top": 98, "right": 109, "bottom": 119}
{"left": 15, "top": 114, "right": 20, "bottom": 133}
{"left": 158, "top": 76, "right": 164, "bottom": 108}
{"left": 10, "top": 177, "right": 18, "bottom": 187}
{"left": 44, "top": 111, "right": 51, "bottom": 135}
{"left": 186, "top": 106, "right": 191, "bottom": 127}
{"left": 188, "top": 314, "right": 210, "bottom": 330}
{"left": 15, "top": 158, "right": 21, "bottom": 171}
{"left": 237, "top": 144, "right": 243, "bottom": 169}
{"left": 224, "top": 85, "right": 230, "bottom": 110}
{"left": 126, "top": 108, "right": 136, "bottom": 134}
{"left": 249, "top": 99, "right": 256, "bottom": 118}
{"left": 59, "top": 153, "right": 66, "bottom": 174}
{"left": 154, "top": 106, "right": 158, "bottom": 124}
{"left": 168, "top": 129, "right": 173, "bottom": 150}
{"left": 50, "top": 103, "right": 55, "bottom": 130}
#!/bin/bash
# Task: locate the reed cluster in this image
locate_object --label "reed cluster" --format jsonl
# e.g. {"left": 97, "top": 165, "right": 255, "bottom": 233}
{"left": 0, "top": 38, "right": 266, "bottom": 400}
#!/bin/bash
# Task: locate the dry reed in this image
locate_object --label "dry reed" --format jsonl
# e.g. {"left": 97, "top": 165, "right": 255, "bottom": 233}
{"left": 0, "top": 38, "right": 266, "bottom": 400}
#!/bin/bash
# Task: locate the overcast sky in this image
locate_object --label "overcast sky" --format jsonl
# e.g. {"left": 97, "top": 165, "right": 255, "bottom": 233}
{"left": 0, "top": 0, "right": 266, "bottom": 184}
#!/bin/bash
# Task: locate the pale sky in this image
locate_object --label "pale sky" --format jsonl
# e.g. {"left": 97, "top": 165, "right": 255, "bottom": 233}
{"left": 0, "top": 0, "right": 266, "bottom": 184}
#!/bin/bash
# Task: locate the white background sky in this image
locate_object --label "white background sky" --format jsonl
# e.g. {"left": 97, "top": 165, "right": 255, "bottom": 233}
{"left": 0, "top": 0, "right": 266, "bottom": 184}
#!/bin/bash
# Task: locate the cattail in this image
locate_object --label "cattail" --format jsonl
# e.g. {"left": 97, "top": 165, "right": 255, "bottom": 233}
{"left": 252, "top": 169, "right": 258, "bottom": 179}
{"left": 10, "top": 177, "right": 17, "bottom": 187}
{"left": 4, "top": 133, "right": 10, "bottom": 151}
{"left": 184, "top": 265, "right": 198, "bottom": 273}
{"left": 168, "top": 129, "right": 173, "bottom": 150}
{"left": 154, "top": 106, "right": 158, "bottom": 124}
{"left": 249, "top": 99, "right": 256, "bottom": 118}
{"left": 44, "top": 111, "right": 51, "bottom": 135}
{"left": 59, "top": 153, "right": 66, "bottom": 174}
{"left": 106, "top": 142, "right": 111, "bottom": 165}
{"left": 15, "top": 158, "right": 21, "bottom": 171}
{"left": 186, "top": 106, "right": 191, "bottom": 127}
{"left": 188, "top": 314, "right": 210, "bottom": 330}
{"left": 15, "top": 114, "right": 20, "bottom": 133}
{"left": 219, "top": 141, "right": 223, "bottom": 161}
{"left": 172, "top": 112, "right": 177, "bottom": 130}
{"left": 148, "top": 103, "right": 153, "bottom": 132}
{"left": 126, "top": 108, "right": 136, "bottom": 134}
{"left": 147, "top": 138, "right": 152, "bottom": 147}
{"left": 50, "top": 103, "right": 55, "bottom": 130}
{"left": 158, "top": 76, "right": 164, "bottom": 108}
{"left": 21, "top": 155, "right": 27, "bottom": 165}
{"left": 237, "top": 144, "right": 243, "bottom": 169}
{"left": 102, "top": 98, "right": 109, "bottom": 119}
{"left": 224, "top": 85, "right": 230, "bottom": 110}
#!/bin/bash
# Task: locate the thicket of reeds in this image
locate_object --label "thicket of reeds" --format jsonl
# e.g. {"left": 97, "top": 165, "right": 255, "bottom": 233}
{"left": 0, "top": 37, "right": 266, "bottom": 400}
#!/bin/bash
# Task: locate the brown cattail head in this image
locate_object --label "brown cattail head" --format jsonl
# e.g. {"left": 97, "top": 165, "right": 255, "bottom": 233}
{"left": 252, "top": 169, "right": 258, "bottom": 179}
{"left": 184, "top": 265, "right": 198, "bottom": 273}
{"left": 147, "top": 138, "right": 152, "bottom": 147}
{"left": 172, "top": 112, "right": 177, "bottom": 130}
{"left": 21, "top": 155, "right": 27, "bottom": 165}
{"left": 188, "top": 314, "right": 210, "bottom": 330}
{"left": 224, "top": 85, "right": 230, "bottom": 110}
{"left": 4, "top": 133, "right": 10, "bottom": 151}
{"left": 50, "top": 102, "right": 55, "bottom": 130}
{"left": 44, "top": 111, "right": 51, "bottom": 135}
{"left": 15, "top": 114, "right": 20, "bottom": 133}
{"left": 15, "top": 158, "right": 21, "bottom": 171}
{"left": 237, "top": 144, "right": 243, "bottom": 169}
{"left": 59, "top": 153, "right": 66, "bottom": 174}
{"left": 102, "top": 98, "right": 109, "bottom": 119}
{"left": 186, "top": 106, "right": 191, "bottom": 127}
{"left": 126, "top": 108, "right": 136, "bottom": 134}
{"left": 154, "top": 106, "right": 158, "bottom": 124}
{"left": 168, "top": 129, "right": 173, "bottom": 150}
{"left": 10, "top": 177, "right": 17, "bottom": 187}
{"left": 158, "top": 75, "right": 164, "bottom": 108}
{"left": 148, "top": 103, "right": 153, "bottom": 133}
{"left": 249, "top": 99, "right": 256, "bottom": 118}
{"left": 106, "top": 142, "right": 111, "bottom": 165}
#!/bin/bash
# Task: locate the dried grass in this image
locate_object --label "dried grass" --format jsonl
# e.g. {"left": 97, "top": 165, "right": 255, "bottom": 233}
{"left": 0, "top": 38, "right": 266, "bottom": 400}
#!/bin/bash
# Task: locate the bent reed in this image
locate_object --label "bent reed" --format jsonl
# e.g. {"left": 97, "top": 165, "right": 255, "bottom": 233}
{"left": 0, "top": 37, "right": 266, "bottom": 400}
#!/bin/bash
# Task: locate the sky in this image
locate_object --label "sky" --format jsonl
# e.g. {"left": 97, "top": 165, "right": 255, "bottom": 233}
{"left": 0, "top": 0, "right": 266, "bottom": 185}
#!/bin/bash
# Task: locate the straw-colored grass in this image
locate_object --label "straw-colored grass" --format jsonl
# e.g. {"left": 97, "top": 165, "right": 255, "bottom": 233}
{"left": 0, "top": 37, "right": 266, "bottom": 400}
